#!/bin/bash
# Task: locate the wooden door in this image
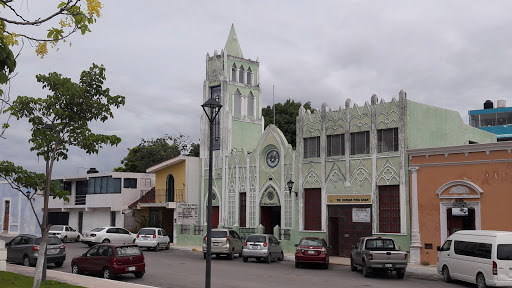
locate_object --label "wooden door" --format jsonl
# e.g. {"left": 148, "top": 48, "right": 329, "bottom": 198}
{"left": 260, "top": 206, "right": 272, "bottom": 234}
{"left": 3, "top": 200, "right": 9, "bottom": 232}
{"left": 211, "top": 206, "right": 219, "bottom": 228}
{"left": 328, "top": 217, "right": 339, "bottom": 256}
{"left": 328, "top": 205, "right": 372, "bottom": 257}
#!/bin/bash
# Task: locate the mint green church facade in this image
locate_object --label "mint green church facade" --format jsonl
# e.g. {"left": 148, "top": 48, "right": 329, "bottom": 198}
{"left": 177, "top": 25, "right": 496, "bottom": 259}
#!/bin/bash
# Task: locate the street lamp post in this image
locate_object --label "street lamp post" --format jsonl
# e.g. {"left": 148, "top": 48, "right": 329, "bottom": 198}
{"left": 201, "top": 97, "right": 222, "bottom": 288}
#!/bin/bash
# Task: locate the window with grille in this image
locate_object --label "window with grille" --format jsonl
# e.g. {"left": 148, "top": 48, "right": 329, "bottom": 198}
{"left": 379, "top": 185, "right": 400, "bottom": 233}
{"left": 377, "top": 128, "right": 398, "bottom": 153}
{"left": 228, "top": 193, "right": 236, "bottom": 226}
{"left": 284, "top": 193, "right": 292, "bottom": 228}
{"left": 327, "top": 134, "right": 345, "bottom": 156}
{"left": 240, "top": 192, "right": 246, "bottom": 227}
{"left": 249, "top": 191, "right": 256, "bottom": 227}
{"left": 304, "top": 137, "right": 320, "bottom": 159}
{"left": 304, "top": 188, "right": 321, "bottom": 230}
{"left": 350, "top": 131, "right": 370, "bottom": 155}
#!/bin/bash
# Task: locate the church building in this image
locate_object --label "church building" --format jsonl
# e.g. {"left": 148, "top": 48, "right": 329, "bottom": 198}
{"left": 189, "top": 25, "right": 497, "bottom": 257}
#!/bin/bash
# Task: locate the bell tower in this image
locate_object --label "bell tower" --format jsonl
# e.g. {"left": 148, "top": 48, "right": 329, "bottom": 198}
{"left": 200, "top": 24, "right": 263, "bottom": 158}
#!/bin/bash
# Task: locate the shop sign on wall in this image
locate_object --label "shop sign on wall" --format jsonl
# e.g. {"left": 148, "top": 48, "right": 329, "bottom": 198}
{"left": 327, "top": 194, "right": 372, "bottom": 204}
{"left": 352, "top": 208, "right": 371, "bottom": 223}
{"left": 177, "top": 203, "right": 198, "bottom": 219}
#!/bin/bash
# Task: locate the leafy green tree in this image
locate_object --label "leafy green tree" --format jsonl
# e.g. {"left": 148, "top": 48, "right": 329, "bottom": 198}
{"left": 262, "top": 99, "right": 314, "bottom": 148}
{"left": 114, "top": 135, "right": 198, "bottom": 173}
{"left": 1, "top": 63, "right": 124, "bottom": 288}
{"left": 188, "top": 142, "right": 200, "bottom": 157}
{"left": 0, "top": 0, "right": 103, "bottom": 138}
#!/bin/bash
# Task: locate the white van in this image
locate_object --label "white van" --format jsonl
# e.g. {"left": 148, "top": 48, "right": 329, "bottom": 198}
{"left": 437, "top": 230, "right": 512, "bottom": 288}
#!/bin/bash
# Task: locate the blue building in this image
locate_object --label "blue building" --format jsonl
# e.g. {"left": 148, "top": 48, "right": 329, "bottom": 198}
{"left": 0, "top": 182, "right": 42, "bottom": 235}
{"left": 469, "top": 100, "right": 512, "bottom": 141}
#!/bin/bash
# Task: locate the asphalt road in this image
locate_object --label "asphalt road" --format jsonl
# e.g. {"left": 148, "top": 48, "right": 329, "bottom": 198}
{"left": 37, "top": 242, "right": 476, "bottom": 288}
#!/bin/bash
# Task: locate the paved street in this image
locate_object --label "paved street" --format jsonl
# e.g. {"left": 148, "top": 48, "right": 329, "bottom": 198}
{"left": 29, "top": 242, "right": 474, "bottom": 288}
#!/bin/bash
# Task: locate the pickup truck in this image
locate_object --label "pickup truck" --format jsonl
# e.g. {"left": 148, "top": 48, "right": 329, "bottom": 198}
{"left": 350, "top": 236, "right": 408, "bottom": 279}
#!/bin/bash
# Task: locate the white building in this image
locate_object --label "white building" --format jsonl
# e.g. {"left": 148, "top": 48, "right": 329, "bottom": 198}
{"left": 48, "top": 168, "right": 155, "bottom": 233}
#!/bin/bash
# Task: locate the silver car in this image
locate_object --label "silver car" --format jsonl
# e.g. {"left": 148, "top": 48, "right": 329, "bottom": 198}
{"left": 135, "top": 227, "right": 170, "bottom": 251}
{"left": 202, "top": 229, "right": 243, "bottom": 260}
{"left": 5, "top": 234, "right": 66, "bottom": 267}
{"left": 242, "top": 234, "right": 284, "bottom": 263}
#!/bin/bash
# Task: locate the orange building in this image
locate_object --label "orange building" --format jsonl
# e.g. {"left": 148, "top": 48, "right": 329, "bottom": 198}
{"left": 408, "top": 142, "right": 512, "bottom": 265}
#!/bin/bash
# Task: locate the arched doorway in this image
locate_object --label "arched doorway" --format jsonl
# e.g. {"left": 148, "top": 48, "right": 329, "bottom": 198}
{"left": 166, "top": 174, "right": 175, "bottom": 202}
{"left": 447, "top": 206, "right": 475, "bottom": 236}
{"left": 260, "top": 187, "right": 281, "bottom": 234}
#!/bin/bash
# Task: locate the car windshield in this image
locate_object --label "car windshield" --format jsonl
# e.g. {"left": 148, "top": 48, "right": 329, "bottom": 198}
{"left": 116, "top": 246, "right": 142, "bottom": 256}
{"left": 138, "top": 229, "right": 156, "bottom": 235}
{"left": 210, "top": 231, "right": 228, "bottom": 238}
{"left": 498, "top": 244, "right": 512, "bottom": 260}
{"left": 365, "top": 239, "right": 395, "bottom": 250}
{"left": 34, "top": 237, "right": 62, "bottom": 245}
{"left": 246, "top": 235, "right": 266, "bottom": 243}
{"left": 91, "top": 228, "right": 105, "bottom": 232}
{"left": 299, "top": 239, "right": 323, "bottom": 247}
{"left": 49, "top": 225, "right": 64, "bottom": 231}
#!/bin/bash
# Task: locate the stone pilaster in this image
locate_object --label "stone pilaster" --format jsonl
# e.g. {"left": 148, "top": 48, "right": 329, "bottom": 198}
{"left": 409, "top": 166, "right": 421, "bottom": 264}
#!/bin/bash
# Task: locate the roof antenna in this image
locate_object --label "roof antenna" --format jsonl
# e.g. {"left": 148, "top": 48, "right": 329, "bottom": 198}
{"left": 273, "top": 85, "right": 275, "bottom": 125}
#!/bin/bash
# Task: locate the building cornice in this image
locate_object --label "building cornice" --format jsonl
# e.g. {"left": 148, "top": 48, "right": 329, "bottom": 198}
{"left": 407, "top": 142, "right": 512, "bottom": 157}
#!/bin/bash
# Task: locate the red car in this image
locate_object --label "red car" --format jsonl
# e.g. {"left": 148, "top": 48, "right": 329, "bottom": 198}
{"left": 71, "top": 243, "right": 145, "bottom": 279}
{"left": 295, "top": 237, "right": 330, "bottom": 269}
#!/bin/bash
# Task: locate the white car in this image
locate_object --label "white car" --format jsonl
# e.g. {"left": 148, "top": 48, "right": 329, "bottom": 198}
{"left": 49, "top": 225, "right": 81, "bottom": 243}
{"left": 135, "top": 227, "right": 170, "bottom": 251}
{"left": 81, "top": 227, "right": 136, "bottom": 247}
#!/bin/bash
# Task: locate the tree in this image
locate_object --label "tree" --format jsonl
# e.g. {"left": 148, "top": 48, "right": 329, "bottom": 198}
{"left": 188, "top": 142, "right": 200, "bottom": 157}
{"left": 114, "top": 135, "right": 198, "bottom": 173}
{"left": 262, "top": 99, "right": 314, "bottom": 148}
{"left": 1, "top": 63, "right": 124, "bottom": 288}
{"left": 0, "top": 0, "right": 103, "bottom": 138}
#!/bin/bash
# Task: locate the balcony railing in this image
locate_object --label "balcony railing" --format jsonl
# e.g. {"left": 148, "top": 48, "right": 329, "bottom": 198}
{"left": 154, "top": 189, "right": 185, "bottom": 203}
{"left": 75, "top": 195, "right": 86, "bottom": 205}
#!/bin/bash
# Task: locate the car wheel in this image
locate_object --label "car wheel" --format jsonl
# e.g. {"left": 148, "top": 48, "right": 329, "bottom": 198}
{"left": 265, "top": 253, "right": 271, "bottom": 263}
{"left": 134, "top": 271, "right": 145, "bottom": 278}
{"left": 132, "top": 239, "right": 136, "bottom": 244}
{"left": 477, "top": 273, "right": 488, "bottom": 288}
{"left": 103, "top": 267, "right": 114, "bottom": 279}
{"left": 54, "top": 261, "right": 64, "bottom": 268}
{"left": 243, "top": 256, "right": 248, "bottom": 262}
{"left": 295, "top": 262, "right": 301, "bottom": 268}
{"left": 396, "top": 268, "right": 405, "bottom": 279}
{"left": 362, "top": 261, "right": 370, "bottom": 278}
{"left": 154, "top": 244, "right": 159, "bottom": 252}
{"left": 227, "top": 250, "right": 234, "bottom": 260}
{"left": 323, "top": 262, "right": 329, "bottom": 269}
{"left": 350, "top": 257, "right": 357, "bottom": 271}
{"left": 23, "top": 256, "right": 31, "bottom": 267}
{"left": 75, "top": 235, "right": 80, "bottom": 242}
{"left": 63, "top": 236, "right": 68, "bottom": 243}
{"left": 102, "top": 239, "right": 110, "bottom": 243}
{"left": 165, "top": 242, "right": 170, "bottom": 250}
{"left": 72, "top": 263, "right": 81, "bottom": 274}
{"left": 278, "top": 252, "right": 284, "bottom": 261}
{"left": 442, "top": 266, "right": 452, "bottom": 283}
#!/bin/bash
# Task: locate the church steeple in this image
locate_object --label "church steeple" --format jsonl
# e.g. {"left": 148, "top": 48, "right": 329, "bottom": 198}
{"left": 224, "top": 24, "right": 243, "bottom": 58}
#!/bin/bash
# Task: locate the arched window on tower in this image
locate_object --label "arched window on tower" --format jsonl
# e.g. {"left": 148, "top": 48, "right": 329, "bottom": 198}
{"left": 234, "top": 89, "right": 242, "bottom": 116}
{"left": 247, "top": 91, "right": 254, "bottom": 117}
{"left": 247, "top": 67, "right": 253, "bottom": 85}
{"left": 231, "top": 64, "right": 237, "bottom": 82}
{"left": 239, "top": 65, "right": 245, "bottom": 84}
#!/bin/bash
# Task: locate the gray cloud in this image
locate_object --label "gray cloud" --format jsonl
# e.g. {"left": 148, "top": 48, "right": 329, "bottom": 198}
{"left": 1, "top": 0, "right": 511, "bottom": 177}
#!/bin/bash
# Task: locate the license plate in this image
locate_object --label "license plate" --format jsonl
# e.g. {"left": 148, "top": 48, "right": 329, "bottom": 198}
{"left": 385, "top": 264, "right": 393, "bottom": 268}
{"left": 307, "top": 250, "right": 316, "bottom": 255}
{"left": 48, "top": 249, "right": 59, "bottom": 254}
{"left": 143, "top": 237, "right": 149, "bottom": 240}
{"left": 251, "top": 245, "right": 259, "bottom": 249}
{"left": 213, "top": 243, "right": 219, "bottom": 246}
{"left": 127, "top": 266, "right": 136, "bottom": 271}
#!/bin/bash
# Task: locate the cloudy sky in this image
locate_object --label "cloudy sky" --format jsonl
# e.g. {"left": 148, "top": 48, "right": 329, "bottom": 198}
{"left": 1, "top": 0, "right": 511, "bottom": 178}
